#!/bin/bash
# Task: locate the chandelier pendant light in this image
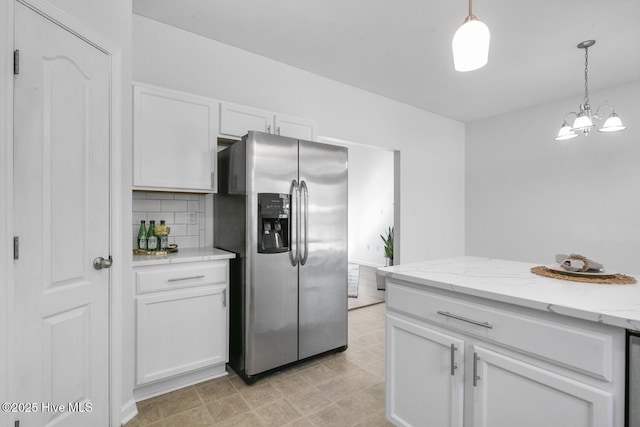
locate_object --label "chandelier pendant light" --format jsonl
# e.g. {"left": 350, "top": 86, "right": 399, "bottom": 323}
{"left": 452, "top": 0, "right": 490, "bottom": 72}
{"left": 555, "top": 40, "right": 627, "bottom": 141}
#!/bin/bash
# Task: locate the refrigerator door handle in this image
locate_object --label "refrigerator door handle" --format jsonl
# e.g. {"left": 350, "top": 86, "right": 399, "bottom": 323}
{"left": 289, "top": 179, "right": 300, "bottom": 266}
{"left": 300, "top": 180, "right": 309, "bottom": 265}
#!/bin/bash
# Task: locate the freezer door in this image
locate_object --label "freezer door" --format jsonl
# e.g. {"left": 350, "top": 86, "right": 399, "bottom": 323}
{"left": 245, "top": 132, "right": 300, "bottom": 375}
{"left": 298, "top": 139, "right": 348, "bottom": 359}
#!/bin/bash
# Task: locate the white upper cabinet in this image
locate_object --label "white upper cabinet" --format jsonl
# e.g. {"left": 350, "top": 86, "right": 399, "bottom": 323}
{"left": 220, "top": 102, "right": 318, "bottom": 141}
{"left": 133, "top": 83, "right": 218, "bottom": 192}
{"left": 219, "top": 102, "right": 271, "bottom": 136}
{"left": 274, "top": 114, "right": 318, "bottom": 141}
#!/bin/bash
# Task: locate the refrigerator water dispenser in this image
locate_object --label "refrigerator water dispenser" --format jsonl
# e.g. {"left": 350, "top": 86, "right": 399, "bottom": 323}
{"left": 258, "top": 193, "right": 290, "bottom": 253}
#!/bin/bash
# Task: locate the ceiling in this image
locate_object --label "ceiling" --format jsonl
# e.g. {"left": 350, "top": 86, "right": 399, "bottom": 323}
{"left": 132, "top": 0, "right": 640, "bottom": 123}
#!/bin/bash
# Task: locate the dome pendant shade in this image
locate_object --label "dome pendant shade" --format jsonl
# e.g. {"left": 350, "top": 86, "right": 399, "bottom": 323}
{"left": 599, "top": 113, "right": 626, "bottom": 132}
{"left": 452, "top": 16, "right": 490, "bottom": 72}
{"left": 572, "top": 113, "right": 594, "bottom": 132}
{"left": 554, "top": 122, "right": 578, "bottom": 141}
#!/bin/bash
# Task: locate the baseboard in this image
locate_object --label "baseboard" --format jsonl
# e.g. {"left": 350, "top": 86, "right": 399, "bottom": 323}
{"left": 133, "top": 364, "right": 228, "bottom": 402}
{"left": 120, "top": 398, "right": 138, "bottom": 426}
{"left": 348, "top": 259, "right": 385, "bottom": 268}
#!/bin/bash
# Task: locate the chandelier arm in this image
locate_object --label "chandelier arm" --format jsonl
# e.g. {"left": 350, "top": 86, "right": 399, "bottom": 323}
{"left": 562, "top": 111, "right": 578, "bottom": 123}
{"left": 594, "top": 104, "right": 615, "bottom": 119}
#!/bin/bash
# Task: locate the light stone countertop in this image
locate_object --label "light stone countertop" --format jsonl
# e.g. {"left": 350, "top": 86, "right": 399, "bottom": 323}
{"left": 378, "top": 256, "right": 640, "bottom": 331}
{"left": 132, "top": 247, "right": 235, "bottom": 267}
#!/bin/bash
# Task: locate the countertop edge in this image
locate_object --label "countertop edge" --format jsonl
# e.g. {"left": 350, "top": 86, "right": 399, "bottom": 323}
{"left": 132, "top": 248, "right": 236, "bottom": 267}
{"left": 378, "top": 256, "right": 640, "bottom": 331}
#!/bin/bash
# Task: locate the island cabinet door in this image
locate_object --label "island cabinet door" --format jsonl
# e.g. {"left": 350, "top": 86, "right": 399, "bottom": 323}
{"left": 386, "top": 314, "right": 464, "bottom": 427}
{"left": 471, "top": 346, "right": 613, "bottom": 427}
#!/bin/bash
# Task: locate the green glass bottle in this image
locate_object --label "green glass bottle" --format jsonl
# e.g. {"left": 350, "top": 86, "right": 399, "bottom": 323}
{"left": 147, "top": 220, "right": 158, "bottom": 251}
{"left": 137, "top": 220, "right": 147, "bottom": 250}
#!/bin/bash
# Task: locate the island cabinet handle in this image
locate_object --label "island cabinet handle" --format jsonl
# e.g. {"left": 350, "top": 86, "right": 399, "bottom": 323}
{"left": 167, "top": 274, "right": 205, "bottom": 283}
{"left": 437, "top": 310, "right": 494, "bottom": 329}
{"left": 450, "top": 344, "right": 458, "bottom": 376}
{"left": 473, "top": 352, "right": 481, "bottom": 386}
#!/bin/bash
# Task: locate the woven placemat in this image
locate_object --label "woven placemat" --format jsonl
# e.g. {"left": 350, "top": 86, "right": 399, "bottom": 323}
{"left": 531, "top": 266, "right": 637, "bottom": 285}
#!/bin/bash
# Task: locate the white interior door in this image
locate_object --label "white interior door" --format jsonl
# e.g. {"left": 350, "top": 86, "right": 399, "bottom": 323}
{"left": 13, "top": 2, "right": 111, "bottom": 425}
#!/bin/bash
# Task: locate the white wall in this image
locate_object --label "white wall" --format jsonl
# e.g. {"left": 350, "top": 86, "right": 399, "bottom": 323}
{"left": 466, "top": 80, "right": 640, "bottom": 273}
{"left": 347, "top": 145, "right": 394, "bottom": 266}
{"left": 132, "top": 15, "right": 466, "bottom": 265}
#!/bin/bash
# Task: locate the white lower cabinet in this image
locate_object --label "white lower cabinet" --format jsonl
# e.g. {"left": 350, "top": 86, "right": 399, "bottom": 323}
{"left": 386, "top": 314, "right": 464, "bottom": 427}
{"left": 136, "top": 286, "right": 227, "bottom": 384}
{"left": 472, "top": 346, "right": 612, "bottom": 427}
{"left": 133, "top": 260, "right": 229, "bottom": 400}
{"left": 385, "top": 280, "right": 624, "bottom": 427}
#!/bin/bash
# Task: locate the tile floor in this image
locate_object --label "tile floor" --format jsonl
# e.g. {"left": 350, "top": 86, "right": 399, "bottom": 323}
{"left": 124, "top": 302, "right": 391, "bottom": 427}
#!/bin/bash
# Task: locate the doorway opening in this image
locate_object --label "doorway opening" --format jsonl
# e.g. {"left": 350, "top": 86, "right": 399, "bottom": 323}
{"left": 317, "top": 136, "right": 398, "bottom": 310}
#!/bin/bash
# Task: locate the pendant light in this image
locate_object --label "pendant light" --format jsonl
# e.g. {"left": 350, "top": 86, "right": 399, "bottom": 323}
{"left": 452, "top": 0, "right": 490, "bottom": 72}
{"left": 554, "top": 40, "right": 627, "bottom": 141}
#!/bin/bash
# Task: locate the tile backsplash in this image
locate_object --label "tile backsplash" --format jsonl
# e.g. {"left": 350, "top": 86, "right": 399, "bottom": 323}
{"left": 132, "top": 191, "right": 211, "bottom": 249}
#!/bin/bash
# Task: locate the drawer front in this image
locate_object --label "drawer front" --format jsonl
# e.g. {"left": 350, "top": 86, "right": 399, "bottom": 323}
{"left": 387, "top": 281, "right": 614, "bottom": 381}
{"left": 135, "top": 261, "right": 227, "bottom": 294}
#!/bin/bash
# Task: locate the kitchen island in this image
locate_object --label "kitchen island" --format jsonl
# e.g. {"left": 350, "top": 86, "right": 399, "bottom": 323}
{"left": 378, "top": 256, "right": 639, "bottom": 427}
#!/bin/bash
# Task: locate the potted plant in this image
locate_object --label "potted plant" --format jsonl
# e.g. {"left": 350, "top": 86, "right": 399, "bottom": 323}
{"left": 380, "top": 226, "right": 394, "bottom": 266}
{"left": 377, "top": 226, "right": 394, "bottom": 290}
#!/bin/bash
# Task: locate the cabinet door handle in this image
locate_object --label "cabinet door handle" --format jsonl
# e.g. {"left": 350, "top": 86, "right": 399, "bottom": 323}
{"left": 167, "top": 274, "right": 205, "bottom": 282}
{"left": 437, "top": 311, "right": 493, "bottom": 329}
{"left": 450, "top": 344, "right": 458, "bottom": 376}
{"left": 473, "top": 352, "right": 481, "bottom": 387}
{"left": 222, "top": 289, "right": 227, "bottom": 308}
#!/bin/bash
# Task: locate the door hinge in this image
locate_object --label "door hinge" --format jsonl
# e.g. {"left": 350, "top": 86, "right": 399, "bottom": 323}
{"left": 13, "top": 236, "right": 19, "bottom": 260}
{"left": 13, "top": 49, "right": 19, "bottom": 75}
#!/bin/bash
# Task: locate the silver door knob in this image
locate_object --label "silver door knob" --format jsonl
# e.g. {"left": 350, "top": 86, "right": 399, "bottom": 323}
{"left": 93, "top": 256, "right": 113, "bottom": 270}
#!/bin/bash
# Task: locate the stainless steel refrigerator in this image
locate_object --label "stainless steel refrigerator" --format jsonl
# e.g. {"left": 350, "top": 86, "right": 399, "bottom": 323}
{"left": 214, "top": 131, "right": 348, "bottom": 383}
